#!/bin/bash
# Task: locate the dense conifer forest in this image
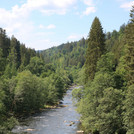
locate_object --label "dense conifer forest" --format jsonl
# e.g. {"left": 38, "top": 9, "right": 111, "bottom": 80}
{"left": 0, "top": 4, "right": 133, "bottom": 134}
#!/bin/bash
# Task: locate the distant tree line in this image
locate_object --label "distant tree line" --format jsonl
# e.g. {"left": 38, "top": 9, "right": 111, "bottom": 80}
{"left": 41, "top": 37, "right": 87, "bottom": 68}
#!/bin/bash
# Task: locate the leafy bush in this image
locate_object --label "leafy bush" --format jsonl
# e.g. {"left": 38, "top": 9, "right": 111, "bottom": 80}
{"left": 13, "top": 70, "right": 47, "bottom": 114}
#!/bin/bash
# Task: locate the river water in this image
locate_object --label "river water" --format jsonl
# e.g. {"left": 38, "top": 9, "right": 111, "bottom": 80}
{"left": 12, "top": 86, "right": 80, "bottom": 134}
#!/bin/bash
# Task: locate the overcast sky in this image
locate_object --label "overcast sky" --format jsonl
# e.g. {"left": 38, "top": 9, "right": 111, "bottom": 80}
{"left": 0, "top": 0, "right": 134, "bottom": 50}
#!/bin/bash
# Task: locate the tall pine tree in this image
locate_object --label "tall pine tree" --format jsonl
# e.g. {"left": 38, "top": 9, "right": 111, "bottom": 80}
{"left": 85, "top": 17, "right": 105, "bottom": 82}
{"left": 130, "top": 5, "right": 134, "bottom": 23}
{"left": 10, "top": 36, "right": 21, "bottom": 68}
{"left": 124, "top": 6, "right": 134, "bottom": 134}
{"left": 125, "top": 5, "right": 134, "bottom": 86}
{"left": 0, "top": 28, "right": 10, "bottom": 58}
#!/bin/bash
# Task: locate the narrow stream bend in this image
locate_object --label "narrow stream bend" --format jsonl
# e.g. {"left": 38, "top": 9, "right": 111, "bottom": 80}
{"left": 12, "top": 86, "right": 80, "bottom": 134}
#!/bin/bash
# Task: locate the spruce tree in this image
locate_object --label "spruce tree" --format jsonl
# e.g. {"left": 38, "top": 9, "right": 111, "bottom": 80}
{"left": 130, "top": 5, "right": 134, "bottom": 23}
{"left": 0, "top": 48, "right": 5, "bottom": 76}
{"left": 4, "top": 47, "right": 17, "bottom": 78}
{"left": 85, "top": 17, "right": 105, "bottom": 82}
{"left": 0, "top": 28, "right": 10, "bottom": 58}
{"left": 124, "top": 85, "right": 134, "bottom": 134}
{"left": 125, "top": 5, "right": 134, "bottom": 86}
{"left": 124, "top": 6, "right": 134, "bottom": 134}
{"left": 10, "top": 36, "right": 21, "bottom": 68}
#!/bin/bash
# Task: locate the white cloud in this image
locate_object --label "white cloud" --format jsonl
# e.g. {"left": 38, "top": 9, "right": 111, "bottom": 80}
{"left": 39, "top": 24, "right": 45, "bottom": 29}
{"left": 83, "top": 6, "right": 96, "bottom": 16}
{"left": 0, "top": 6, "right": 32, "bottom": 39}
{"left": 75, "top": 11, "right": 80, "bottom": 15}
{"left": 25, "top": 0, "right": 77, "bottom": 15}
{"left": 39, "top": 24, "right": 56, "bottom": 29}
{"left": 81, "top": 0, "right": 96, "bottom": 16}
{"left": 83, "top": 0, "right": 93, "bottom": 6}
{"left": 52, "top": 0, "right": 77, "bottom": 8}
{"left": 46, "top": 24, "right": 56, "bottom": 29}
{"left": 0, "top": 0, "right": 77, "bottom": 33}
{"left": 116, "top": 0, "right": 125, "bottom": 2}
{"left": 0, "top": 0, "right": 78, "bottom": 50}
{"left": 0, "top": 0, "right": 98, "bottom": 49}
{"left": 41, "top": 9, "right": 67, "bottom": 15}
{"left": 120, "top": 1, "right": 134, "bottom": 10}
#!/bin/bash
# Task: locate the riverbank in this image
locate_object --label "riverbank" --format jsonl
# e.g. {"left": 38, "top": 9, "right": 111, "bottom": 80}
{"left": 12, "top": 87, "right": 81, "bottom": 134}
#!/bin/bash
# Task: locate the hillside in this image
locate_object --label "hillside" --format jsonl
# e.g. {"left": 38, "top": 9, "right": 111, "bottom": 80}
{"left": 41, "top": 37, "right": 87, "bottom": 69}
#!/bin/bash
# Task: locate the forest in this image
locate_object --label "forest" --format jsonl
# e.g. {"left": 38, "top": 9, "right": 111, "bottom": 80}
{"left": 0, "top": 4, "right": 133, "bottom": 134}
{"left": 72, "top": 5, "right": 134, "bottom": 134}
{"left": 0, "top": 30, "right": 71, "bottom": 133}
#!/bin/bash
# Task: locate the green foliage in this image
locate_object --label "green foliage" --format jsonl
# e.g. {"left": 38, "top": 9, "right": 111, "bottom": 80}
{"left": 44, "top": 76, "right": 59, "bottom": 104}
{"left": 115, "top": 56, "right": 127, "bottom": 89}
{"left": 0, "top": 48, "right": 6, "bottom": 76}
{"left": 0, "top": 80, "right": 18, "bottom": 133}
{"left": 97, "top": 87, "right": 125, "bottom": 134}
{"left": 2, "top": 77, "right": 17, "bottom": 113}
{"left": 130, "top": 5, "right": 134, "bottom": 23}
{"left": 0, "top": 117, "right": 18, "bottom": 134}
{"left": 122, "top": 7, "right": 134, "bottom": 133}
{"left": 85, "top": 17, "right": 105, "bottom": 82}
{"left": 73, "top": 8, "right": 134, "bottom": 134}
{"left": 124, "top": 23, "right": 134, "bottom": 86}
{"left": 13, "top": 71, "right": 47, "bottom": 114}
{"left": 41, "top": 38, "right": 87, "bottom": 69}
{"left": 0, "top": 81, "right": 6, "bottom": 119}
{"left": 41, "top": 63, "right": 55, "bottom": 78}
{"left": 72, "top": 87, "right": 83, "bottom": 102}
{"left": 10, "top": 36, "right": 21, "bottom": 68}
{"left": 65, "top": 66, "right": 81, "bottom": 84}
{"left": 124, "top": 84, "right": 134, "bottom": 134}
{"left": 75, "top": 34, "right": 127, "bottom": 133}
{"left": 26, "top": 56, "right": 45, "bottom": 76}
{"left": 96, "top": 52, "right": 115, "bottom": 73}
{"left": 4, "top": 63, "right": 17, "bottom": 79}
{"left": 0, "top": 28, "right": 10, "bottom": 58}
{"left": 76, "top": 66, "right": 86, "bottom": 85}
{"left": 19, "top": 44, "right": 36, "bottom": 70}
{"left": 76, "top": 72, "right": 116, "bottom": 133}
{"left": 105, "top": 25, "right": 126, "bottom": 64}
{"left": 44, "top": 71, "right": 70, "bottom": 104}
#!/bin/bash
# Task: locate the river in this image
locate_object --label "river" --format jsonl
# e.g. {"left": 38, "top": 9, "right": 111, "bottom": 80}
{"left": 12, "top": 86, "right": 81, "bottom": 134}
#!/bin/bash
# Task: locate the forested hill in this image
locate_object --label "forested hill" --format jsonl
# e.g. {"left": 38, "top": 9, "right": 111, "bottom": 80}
{"left": 41, "top": 37, "right": 87, "bottom": 68}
